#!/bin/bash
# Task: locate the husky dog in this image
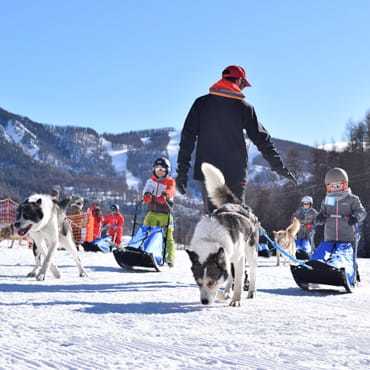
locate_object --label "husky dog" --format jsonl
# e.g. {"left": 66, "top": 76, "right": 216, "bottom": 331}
{"left": 14, "top": 194, "right": 88, "bottom": 281}
{"left": 273, "top": 217, "right": 300, "bottom": 266}
{"left": 186, "top": 163, "right": 259, "bottom": 307}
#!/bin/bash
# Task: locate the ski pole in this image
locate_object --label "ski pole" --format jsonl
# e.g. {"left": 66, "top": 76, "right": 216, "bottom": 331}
{"left": 353, "top": 223, "right": 360, "bottom": 283}
{"left": 132, "top": 200, "right": 143, "bottom": 237}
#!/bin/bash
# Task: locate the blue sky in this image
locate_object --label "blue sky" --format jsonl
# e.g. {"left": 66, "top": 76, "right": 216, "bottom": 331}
{"left": 1, "top": 1, "right": 369, "bottom": 146}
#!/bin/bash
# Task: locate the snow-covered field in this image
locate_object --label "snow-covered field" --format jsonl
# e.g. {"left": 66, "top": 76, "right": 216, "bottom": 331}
{"left": 1, "top": 243, "right": 370, "bottom": 370}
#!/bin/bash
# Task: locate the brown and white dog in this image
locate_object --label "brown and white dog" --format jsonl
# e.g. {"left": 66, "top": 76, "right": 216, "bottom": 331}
{"left": 273, "top": 217, "right": 300, "bottom": 266}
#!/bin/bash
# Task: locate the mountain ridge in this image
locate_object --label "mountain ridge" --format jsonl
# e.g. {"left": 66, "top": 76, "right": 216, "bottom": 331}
{"left": 0, "top": 105, "right": 317, "bottom": 203}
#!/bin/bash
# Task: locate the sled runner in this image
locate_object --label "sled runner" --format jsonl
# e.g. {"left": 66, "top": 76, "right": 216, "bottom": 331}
{"left": 291, "top": 227, "right": 360, "bottom": 293}
{"left": 113, "top": 202, "right": 169, "bottom": 272}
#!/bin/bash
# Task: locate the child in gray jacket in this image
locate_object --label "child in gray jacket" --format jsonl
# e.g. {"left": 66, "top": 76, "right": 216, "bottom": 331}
{"left": 312, "top": 167, "right": 367, "bottom": 285}
{"left": 316, "top": 167, "right": 366, "bottom": 243}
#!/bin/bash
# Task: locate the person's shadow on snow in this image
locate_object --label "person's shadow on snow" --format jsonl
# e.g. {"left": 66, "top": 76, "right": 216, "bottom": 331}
{"left": 80, "top": 301, "right": 203, "bottom": 315}
{"left": 0, "top": 300, "right": 203, "bottom": 314}
{"left": 0, "top": 280, "right": 194, "bottom": 294}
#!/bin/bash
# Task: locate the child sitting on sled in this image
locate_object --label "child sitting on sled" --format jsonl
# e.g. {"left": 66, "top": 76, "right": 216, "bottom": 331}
{"left": 142, "top": 157, "right": 176, "bottom": 267}
{"left": 292, "top": 195, "right": 318, "bottom": 258}
{"left": 314, "top": 168, "right": 367, "bottom": 282}
{"left": 103, "top": 204, "right": 125, "bottom": 247}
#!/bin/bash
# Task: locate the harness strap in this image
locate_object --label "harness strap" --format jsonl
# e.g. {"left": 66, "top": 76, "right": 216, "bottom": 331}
{"left": 212, "top": 211, "right": 259, "bottom": 226}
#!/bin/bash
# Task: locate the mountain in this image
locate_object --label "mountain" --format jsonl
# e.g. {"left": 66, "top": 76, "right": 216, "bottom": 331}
{"left": 0, "top": 106, "right": 315, "bottom": 204}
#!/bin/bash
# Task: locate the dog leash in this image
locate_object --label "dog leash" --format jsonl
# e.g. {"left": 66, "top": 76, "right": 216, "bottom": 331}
{"left": 211, "top": 211, "right": 312, "bottom": 269}
{"left": 259, "top": 227, "right": 313, "bottom": 270}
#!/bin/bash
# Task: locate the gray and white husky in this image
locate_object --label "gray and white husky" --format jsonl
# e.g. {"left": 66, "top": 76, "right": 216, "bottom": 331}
{"left": 186, "top": 163, "right": 259, "bottom": 306}
{"left": 14, "top": 194, "right": 87, "bottom": 281}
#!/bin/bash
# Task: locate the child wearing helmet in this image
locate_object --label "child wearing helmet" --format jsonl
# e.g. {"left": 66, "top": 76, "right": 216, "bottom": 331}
{"left": 316, "top": 168, "right": 366, "bottom": 241}
{"left": 313, "top": 168, "right": 367, "bottom": 284}
{"left": 292, "top": 195, "right": 318, "bottom": 257}
{"left": 142, "top": 157, "right": 176, "bottom": 267}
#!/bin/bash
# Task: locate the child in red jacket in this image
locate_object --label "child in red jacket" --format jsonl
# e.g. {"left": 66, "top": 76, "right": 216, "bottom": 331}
{"left": 143, "top": 157, "right": 176, "bottom": 267}
{"left": 103, "top": 204, "right": 124, "bottom": 247}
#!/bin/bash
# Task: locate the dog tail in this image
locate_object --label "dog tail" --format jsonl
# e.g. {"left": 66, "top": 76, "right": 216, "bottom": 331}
{"left": 201, "top": 163, "right": 240, "bottom": 208}
{"left": 288, "top": 217, "right": 301, "bottom": 237}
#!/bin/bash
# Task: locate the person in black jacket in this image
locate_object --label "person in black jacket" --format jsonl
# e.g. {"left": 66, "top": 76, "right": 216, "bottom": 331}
{"left": 176, "top": 65, "right": 297, "bottom": 213}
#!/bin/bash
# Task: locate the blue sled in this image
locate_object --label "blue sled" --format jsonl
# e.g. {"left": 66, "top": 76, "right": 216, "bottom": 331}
{"left": 83, "top": 236, "right": 114, "bottom": 253}
{"left": 258, "top": 243, "right": 271, "bottom": 258}
{"left": 295, "top": 239, "right": 312, "bottom": 260}
{"left": 291, "top": 241, "right": 357, "bottom": 293}
{"left": 113, "top": 225, "right": 166, "bottom": 272}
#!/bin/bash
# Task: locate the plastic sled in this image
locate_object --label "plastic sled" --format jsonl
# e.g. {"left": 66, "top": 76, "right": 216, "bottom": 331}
{"left": 113, "top": 225, "right": 166, "bottom": 272}
{"left": 258, "top": 243, "right": 271, "bottom": 258}
{"left": 295, "top": 239, "right": 312, "bottom": 260}
{"left": 291, "top": 240, "right": 357, "bottom": 293}
{"left": 83, "top": 236, "right": 114, "bottom": 253}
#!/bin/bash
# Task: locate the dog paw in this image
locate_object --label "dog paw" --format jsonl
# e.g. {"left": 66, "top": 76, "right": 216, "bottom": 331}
{"left": 229, "top": 300, "right": 241, "bottom": 307}
{"left": 247, "top": 290, "right": 256, "bottom": 299}
{"left": 36, "top": 273, "right": 46, "bottom": 281}
{"left": 216, "top": 290, "right": 230, "bottom": 301}
{"left": 27, "top": 272, "right": 36, "bottom": 278}
{"left": 79, "top": 271, "right": 88, "bottom": 278}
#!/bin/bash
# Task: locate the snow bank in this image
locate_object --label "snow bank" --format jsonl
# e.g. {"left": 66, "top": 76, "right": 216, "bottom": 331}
{"left": 318, "top": 142, "right": 349, "bottom": 152}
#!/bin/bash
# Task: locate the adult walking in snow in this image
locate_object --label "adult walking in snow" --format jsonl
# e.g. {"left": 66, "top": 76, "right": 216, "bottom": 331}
{"left": 176, "top": 65, "right": 297, "bottom": 213}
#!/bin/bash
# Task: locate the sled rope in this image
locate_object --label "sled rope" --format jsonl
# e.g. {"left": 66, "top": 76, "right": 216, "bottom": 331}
{"left": 259, "top": 227, "right": 313, "bottom": 270}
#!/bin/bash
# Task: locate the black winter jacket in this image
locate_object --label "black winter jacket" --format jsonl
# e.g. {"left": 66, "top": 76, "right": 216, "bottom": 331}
{"left": 177, "top": 94, "right": 288, "bottom": 183}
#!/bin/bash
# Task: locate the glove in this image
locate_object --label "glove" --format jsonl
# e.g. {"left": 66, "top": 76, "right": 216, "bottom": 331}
{"left": 143, "top": 192, "right": 152, "bottom": 204}
{"left": 316, "top": 213, "right": 326, "bottom": 224}
{"left": 156, "top": 195, "right": 167, "bottom": 205}
{"left": 176, "top": 174, "right": 187, "bottom": 195}
{"left": 348, "top": 215, "right": 358, "bottom": 226}
{"left": 276, "top": 167, "right": 297, "bottom": 185}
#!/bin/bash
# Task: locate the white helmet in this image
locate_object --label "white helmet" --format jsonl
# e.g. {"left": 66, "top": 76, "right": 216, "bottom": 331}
{"left": 325, "top": 167, "right": 348, "bottom": 185}
{"left": 301, "top": 196, "right": 313, "bottom": 205}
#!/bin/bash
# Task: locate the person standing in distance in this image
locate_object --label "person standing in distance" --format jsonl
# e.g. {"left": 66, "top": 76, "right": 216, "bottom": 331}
{"left": 176, "top": 65, "right": 297, "bottom": 213}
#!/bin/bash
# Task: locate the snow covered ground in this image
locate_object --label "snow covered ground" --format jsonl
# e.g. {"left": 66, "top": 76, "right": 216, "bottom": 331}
{"left": 1, "top": 243, "right": 370, "bottom": 370}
